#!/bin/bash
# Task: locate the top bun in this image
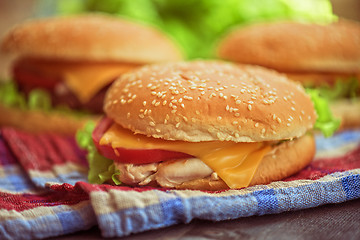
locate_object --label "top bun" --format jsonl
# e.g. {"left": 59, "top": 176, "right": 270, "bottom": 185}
{"left": 1, "top": 14, "right": 183, "bottom": 63}
{"left": 104, "top": 61, "right": 316, "bottom": 142}
{"left": 217, "top": 19, "right": 360, "bottom": 73}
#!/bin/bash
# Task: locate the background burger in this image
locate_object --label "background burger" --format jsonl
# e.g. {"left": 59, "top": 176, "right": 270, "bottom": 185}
{"left": 0, "top": 14, "right": 182, "bottom": 135}
{"left": 217, "top": 19, "right": 360, "bottom": 129}
{"left": 79, "top": 61, "right": 317, "bottom": 190}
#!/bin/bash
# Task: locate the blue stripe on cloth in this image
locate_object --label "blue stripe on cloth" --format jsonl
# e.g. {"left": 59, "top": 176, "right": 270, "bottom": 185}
{"left": 95, "top": 169, "right": 360, "bottom": 238}
{"left": 159, "top": 196, "right": 185, "bottom": 225}
{"left": 0, "top": 166, "right": 37, "bottom": 192}
{"left": 98, "top": 204, "right": 165, "bottom": 237}
{"left": 0, "top": 203, "right": 96, "bottom": 240}
{"left": 315, "top": 129, "right": 360, "bottom": 151}
{"left": 252, "top": 189, "right": 278, "bottom": 215}
{"left": 342, "top": 174, "right": 360, "bottom": 200}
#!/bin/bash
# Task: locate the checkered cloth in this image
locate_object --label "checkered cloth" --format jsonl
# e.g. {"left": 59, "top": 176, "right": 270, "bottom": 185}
{"left": 1, "top": 127, "right": 360, "bottom": 239}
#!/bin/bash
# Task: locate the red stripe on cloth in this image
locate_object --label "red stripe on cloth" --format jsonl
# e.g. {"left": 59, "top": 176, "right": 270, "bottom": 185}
{"left": 0, "top": 184, "right": 89, "bottom": 211}
{"left": 2, "top": 128, "right": 51, "bottom": 171}
{"left": 51, "top": 135, "right": 88, "bottom": 166}
{"left": 286, "top": 144, "right": 360, "bottom": 181}
{"left": 0, "top": 133, "right": 17, "bottom": 165}
{"left": 2, "top": 128, "right": 88, "bottom": 171}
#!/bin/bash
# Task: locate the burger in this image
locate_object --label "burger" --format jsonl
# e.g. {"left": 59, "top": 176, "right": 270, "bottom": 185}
{"left": 217, "top": 19, "right": 360, "bottom": 129}
{"left": 0, "top": 14, "right": 182, "bottom": 135}
{"left": 87, "top": 61, "right": 317, "bottom": 190}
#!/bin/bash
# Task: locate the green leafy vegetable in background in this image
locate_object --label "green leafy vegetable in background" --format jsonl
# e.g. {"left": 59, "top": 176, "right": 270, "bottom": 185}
{"left": 76, "top": 121, "right": 121, "bottom": 185}
{"left": 306, "top": 89, "right": 340, "bottom": 137}
{"left": 316, "top": 77, "right": 359, "bottom": 101}
{"left": 56, "top": 0, "right": 337, "bottom": 59}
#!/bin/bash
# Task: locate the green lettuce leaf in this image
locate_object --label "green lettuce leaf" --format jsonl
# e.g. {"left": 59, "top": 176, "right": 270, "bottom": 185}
{"left": 306, "top": 89, "right": 340, "bottom": 137}
{"left": 0, "top": 80, "right": 91, "bottom": 117}
{"left": 56, "top": 0, "right": 337, "bottom": 59}
{"left": 76, "top": 121, "right": 122, "bottom": 185}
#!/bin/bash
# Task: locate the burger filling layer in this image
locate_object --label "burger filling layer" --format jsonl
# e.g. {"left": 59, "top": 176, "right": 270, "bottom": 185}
{"left": 98, "top": 122, "right": 271, "bottom": 189}
{"left": 13, "top": 58, "right": 139, "bottom": 113}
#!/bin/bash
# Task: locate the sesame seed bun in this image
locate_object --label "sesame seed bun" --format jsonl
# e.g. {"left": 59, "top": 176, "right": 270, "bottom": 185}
{"left": 0, "top": 103, "right": 99, "bottom": 135}
{"left": 104, "top": 61, "right": 316, "bottom": 142}
{"left": 1, "top": 14, "right": 183, "bottom": 63}
{"left": 176, "top": 134, "right": 315, "bottom": 191}
{"left": 217, "top": 19, "right": 360, "bottom": 73}
{"left": 216, "top": 19, "right": 360, "bottom": 129}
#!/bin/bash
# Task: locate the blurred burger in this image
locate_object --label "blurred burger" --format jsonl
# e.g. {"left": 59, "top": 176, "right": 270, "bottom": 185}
{"left": 217, "top": 19, "right": 360, "bottom": 129}
{"left": 0, "top": 14, "right": 182, "bottom": 135}
{"left": 88, "top": 61, "right": 316, "bottom": 190}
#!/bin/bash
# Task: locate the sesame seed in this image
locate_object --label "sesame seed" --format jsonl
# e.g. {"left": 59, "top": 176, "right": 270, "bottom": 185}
{"left": 272, "top": 114, "right": 277, "bottom": 120}
{"left": 176, "top": 122, "right": 181, "bottom": 128}
{"left": 155, "top": 102, "right": 160, "bottom": 107}
{"left": 287, "top": 123, "right": 291, "bottom": 126}
{"left": 277, "top": 117, "right": 282, "bottom": 123}
{"left": 261, "top": 128, "right": 266, "bottom": 134}
{"left": 217, "top": 116, "right": 222, "bottom": 121}
{"left": 233, "top": 121, "right": 238, "bottom": 125}
{"left": 255, "top": 123, "right": 259, "bottom": 128}
{"left": 139, "top": 114, "right": 144, "bottom": 119}
{"left": 163, "top": 100, "right": 167, "bottom": 105}
{"left": 248, "top": 105, "right": 252, "bottom": 111}
{"left": 236, "top": 100, "right": 241, "bottom": 105}
{"left": 143, "top": 101, "right": 147, "bottom": 106}
{"left": 291, "top": 107, "right": 296, "bottom": 111}
{"left": 149, "top": 121, "right": 156, "bottom": 127}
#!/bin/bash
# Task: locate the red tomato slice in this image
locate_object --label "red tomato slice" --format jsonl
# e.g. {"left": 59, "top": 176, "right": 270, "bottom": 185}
{"left": 92, "top": 117, "right": 193, "bottom": 164}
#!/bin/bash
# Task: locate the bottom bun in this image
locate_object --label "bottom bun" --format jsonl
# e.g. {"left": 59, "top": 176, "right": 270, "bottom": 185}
{"left": 330, "top": 98, "right": 360, "bottom": 130}
{"left": 176, "top": 134, "right": 315, "bottom": 191}
{"left": 0, "top": 103, "right": 99, "bottom": 135}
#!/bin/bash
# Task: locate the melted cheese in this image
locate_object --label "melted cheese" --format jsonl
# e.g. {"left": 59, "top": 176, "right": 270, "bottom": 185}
{"left": 100, "top": 124, "right": 271, "bottom": 189}
{"left": 27, "top": 60, "right": 138, "bottom": 103}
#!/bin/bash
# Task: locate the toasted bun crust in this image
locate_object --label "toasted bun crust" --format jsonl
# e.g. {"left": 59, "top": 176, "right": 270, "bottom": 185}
{"left": 105, "top": 61, "right": 316, "bottom": 142}
{"left": 330, "top": 98, "right": 360, "bottom": 129}
{"left": 284, "top": 72, "right": 356, "bottom": 86}
{"left": 0, "top": 103, "right": 99, "bottom": 135}
{"left": 176, "top": 134, "right": 315, "bottom": 191}
{"left": 1, "top": 14, "right": 182, "bottom": 63}
{"left": 217, "top": 19, "right": 360, "bottom": 73}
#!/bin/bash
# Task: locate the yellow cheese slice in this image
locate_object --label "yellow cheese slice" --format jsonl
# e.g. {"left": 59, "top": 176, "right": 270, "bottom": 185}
{"left": 62, "top": 63, "right": 136, "bottom": 103}
{"left": 26, "top": 60, "right": 138, "bottom": 103}
{"left": 100, "top": 123, "right": 271, "bottom": 189}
